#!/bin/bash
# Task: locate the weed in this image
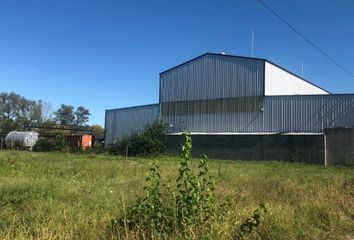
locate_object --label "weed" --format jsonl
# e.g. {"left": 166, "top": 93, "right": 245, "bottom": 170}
{"left": 233, "top": 203, "right": 269, "bottom": 239}
{"left": 113, "top": 133, "right": 267, "bottom": 239}
{"left": 175, "top": 134, "right": 217, "bottom": 236}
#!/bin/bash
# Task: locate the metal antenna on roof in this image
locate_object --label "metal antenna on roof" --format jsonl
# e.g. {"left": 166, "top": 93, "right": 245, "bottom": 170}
{"left": 251, "top": 28, "right": 254, "bottom": 57}
{"left": 302, "top": 62, "right": 304, "bottom": 78}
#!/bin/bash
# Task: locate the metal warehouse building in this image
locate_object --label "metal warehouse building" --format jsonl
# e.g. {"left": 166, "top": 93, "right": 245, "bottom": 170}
{"left": 105, "top": 53, "right": 354, "bottom": 165}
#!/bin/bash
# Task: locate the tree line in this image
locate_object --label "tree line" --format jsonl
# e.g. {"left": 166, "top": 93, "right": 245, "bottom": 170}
{"left": 0, "top": 92, "right": 100, "bottom": 134}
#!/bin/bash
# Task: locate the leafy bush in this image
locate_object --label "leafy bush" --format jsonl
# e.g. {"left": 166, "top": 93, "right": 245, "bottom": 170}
{"left": 33, "top": 138, "right": 56, "bottom": 152}
{"left": 34, "top": 134, "right": 66, "bottom": 152}
{"left": 92, "top": 141, "right": 105, "bottom": 153}
{"left": 111, "top": 133, "right": 268, "bottom": 239}
{"left": 111, "top": 121, "right": 167, "bottom": 156}
{"left": 53, "top": 134, "right": 66, "bottom": 151}
{"left": 233, "top": 203, "right": 269, "bottom": 239}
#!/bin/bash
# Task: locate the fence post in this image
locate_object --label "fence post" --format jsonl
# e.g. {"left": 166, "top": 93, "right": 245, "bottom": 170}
{"left": 324, "top": 133, "right": 328, "bottom": 166}
{"left": 125, "top": 144, "right": 128, "bottom": 159}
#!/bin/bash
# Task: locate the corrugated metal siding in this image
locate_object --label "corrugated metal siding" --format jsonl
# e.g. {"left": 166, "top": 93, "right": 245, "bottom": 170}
{"left": 263, "top": 95, "right": 354, "bottom": 132}
{"left": 265, "top": 62, "right": 329, "bottom": 95}
{"left": 161, "top": 97, "right": 263, "bottom": 116}
{"left": 104, "top": 104, "right": 160, "bottom": 147}
{"left": 163, "top": 95, "right": 354, "bottom": 133}
{"left": 164, "top": 111, "right": 263, "bottom": 133}
{"left": 160, "top": 54, "right": 265, "bottom": 102}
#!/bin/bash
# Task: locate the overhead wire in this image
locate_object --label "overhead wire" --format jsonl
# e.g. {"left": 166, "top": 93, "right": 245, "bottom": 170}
{"left": 256, "top": 0, "right": 354, "bottom": 78}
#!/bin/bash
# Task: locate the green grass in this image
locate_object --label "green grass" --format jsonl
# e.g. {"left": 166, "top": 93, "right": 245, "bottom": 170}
{"left": 0, "top": 150, "right": 353, "bottom": 239}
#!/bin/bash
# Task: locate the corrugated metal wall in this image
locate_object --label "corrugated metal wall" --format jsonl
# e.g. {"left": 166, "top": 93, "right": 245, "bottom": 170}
{"left": 160, "top": 54, "right": 265, "bottom": 102}
{"left": 263, "top": 95, "right": 354, "bottom": 132}
{"left": 104, "top": 104, "right": 159, "bottom": 147}
{"left": 164, "top": 95, "right": 354, "bottom": 133}
{"left": 160, "top": 54, "right": 265, "bottom": 131}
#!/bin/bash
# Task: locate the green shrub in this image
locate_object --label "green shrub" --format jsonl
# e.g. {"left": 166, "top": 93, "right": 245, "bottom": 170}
{"left": 53, "top": 134, "right": 65, "bottom": 151}
{"left": 92, "top": 141, "right": 105, "bottom": 153}
{"left": 111, "top": 132, "right": 268, "bottom": 239}
{"left": 33, "top": 138, "right": 56, "bottom": 152}
{"left": 232, "top": 203, "right": 269, "bottom": 239}
{"left": 34, "top": 134, "right": 66, "bottom": 152}
{"left": 112, "top": 121, "right": 167, "bottom": 157}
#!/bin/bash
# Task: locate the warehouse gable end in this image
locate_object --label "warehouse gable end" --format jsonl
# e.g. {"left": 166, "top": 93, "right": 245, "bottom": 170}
{"left": 160, "top": 53, "right": 330, "bottom": 98}
{"left": 160, "top": 53, "right": 265, "bottom": 102}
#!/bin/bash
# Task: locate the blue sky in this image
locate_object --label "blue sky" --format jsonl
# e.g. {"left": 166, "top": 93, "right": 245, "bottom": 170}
{"left": 1, "top": 0, "right": 353, "bottom": 126}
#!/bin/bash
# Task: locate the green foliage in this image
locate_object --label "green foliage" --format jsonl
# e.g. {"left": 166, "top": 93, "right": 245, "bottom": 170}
{"left": 74, "top": 106, "right": 90, "bottom": 127}
{"left": 0, "top": 92, "right": 45, "bottom": 132}
{"left": 53, "top": 104, "right": 90, "bottom": 128}
{"left": 91, "top": 124, "right": 104, "bottom": 138}
{"left": 175, "top": 133, "right": 216, "bottom": 233}
{"left": 34, "top": 134, "right": 66, "bottom": 152}
{"left": 112, "top": 121, "right": 167, "bottom": 156}
{"left": 53, "top": 134, "right": 66, "bottom": 151}
{"left": 119, "top": 160, "right": 173, "bottom": 236}
{"left": 92, "top": 141, "right": 105, "bottom": 153}
{"left": 114, "top": 132, "right": 235, "bottom": 238}
{"left": 233, "top": 203, "right": 269, "bottom": 239}
{"left": 33, "top": 138, "right": 55, "bottom": 152}
{"left": 54, "top": 104, "right": 75, "bottom": 127}
{"left": 0, "top": 92, "right": 91, "bottom": 133}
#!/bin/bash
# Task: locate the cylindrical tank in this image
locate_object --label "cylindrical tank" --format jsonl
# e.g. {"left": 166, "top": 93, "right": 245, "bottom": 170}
{"left": 5, "top": 131, "right": 39, "bottom": 151}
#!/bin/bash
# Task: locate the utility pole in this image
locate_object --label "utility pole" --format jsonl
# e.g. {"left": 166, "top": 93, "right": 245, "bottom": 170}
{"left": 251, "top": 28, "right": 254, "bottom": 57}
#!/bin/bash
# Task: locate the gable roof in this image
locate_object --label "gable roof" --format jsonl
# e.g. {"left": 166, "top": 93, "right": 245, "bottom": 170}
{"left": 160, "top": 52, "right": 330, "bottom": 94}
{"left": 159, "top": 52, "right": 266, "bottom": 75}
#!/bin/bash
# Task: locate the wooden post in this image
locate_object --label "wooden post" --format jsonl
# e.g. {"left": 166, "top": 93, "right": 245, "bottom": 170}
{"left": 125, "top": 144, "right": 128, "bottom": 159}
{"left": 324, "top": 133, "right": 328, "bottom": 166}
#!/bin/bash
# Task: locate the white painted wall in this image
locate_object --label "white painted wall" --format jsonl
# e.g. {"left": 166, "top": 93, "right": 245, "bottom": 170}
{"left": 265, "top": 62, "right": 329, "bottom": 96}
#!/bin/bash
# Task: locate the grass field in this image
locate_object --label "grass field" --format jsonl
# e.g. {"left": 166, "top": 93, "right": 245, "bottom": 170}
{"left": 0, "top": 150, "right": 353, "bottom": 239}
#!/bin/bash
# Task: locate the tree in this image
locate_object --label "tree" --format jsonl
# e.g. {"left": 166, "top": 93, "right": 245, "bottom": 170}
{"left": 0, "top": 92, "right": 46, "bottom": 132}
{"left": 0, "top": 92, "right": 20, "bottom": 131}
{"left": 54, "top": 104, "right": 75, "bottom": 127}
{"left": 16, "top": 99, "right": 44, "bottom": 130}
{"left": 91, "top": 124, "right": 104, "bottom": 137}
{"left": 53, "top": 105, "right": 91, "bottom": 128}
{"left": 40, "top": 101, "right": 52, "bottom": 122}
{"left": 0, "top": 92, "right": 20, "bottom": 118}
{"left": 75, "top": 106, "right": 90, "bottom": 126}
{"left": 0, "top": 92, "right": 91, "bottom": 132}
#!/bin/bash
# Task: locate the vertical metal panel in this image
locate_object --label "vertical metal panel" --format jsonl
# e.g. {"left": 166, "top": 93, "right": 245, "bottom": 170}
{"left": 264, "top": 62, "right": 329, "bottom": 95}
{"left": 160, "top": 54, "right": 265, "bottom": 102}
{"left": 104, "top": 104, "right": 160, "bottom": 147}
{"left": 263, "top": 95, "right": 354, "bottom": 132}
{"left": 164, "top": 95, "right": 354, "bottom": 134}
{"left": 161, "top": 54, "right": 265, "bottom": 133}
{"left": 165, "top": 111, "right": 263, "bottom": 133}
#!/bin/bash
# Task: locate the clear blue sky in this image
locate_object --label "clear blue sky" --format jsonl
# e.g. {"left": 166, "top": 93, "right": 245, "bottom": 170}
{"left": 1, "top": 0, "right": 353, "bottom": 126}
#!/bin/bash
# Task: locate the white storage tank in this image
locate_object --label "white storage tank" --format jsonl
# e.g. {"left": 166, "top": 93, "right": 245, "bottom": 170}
{"left": 5, "top": 131, "right": 39, "bottom": 151}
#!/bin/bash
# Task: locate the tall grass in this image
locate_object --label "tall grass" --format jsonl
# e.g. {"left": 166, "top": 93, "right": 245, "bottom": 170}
{"left": 0, "top": 150, "right": 353, "bottom": 239}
